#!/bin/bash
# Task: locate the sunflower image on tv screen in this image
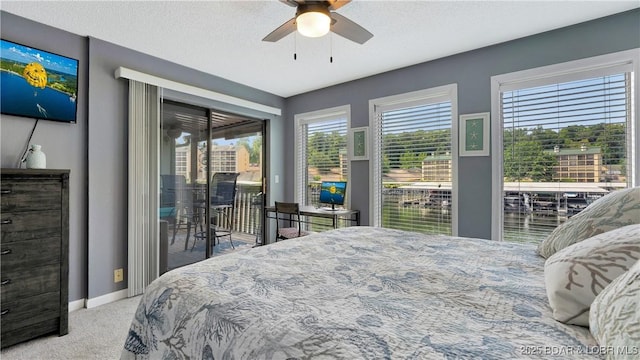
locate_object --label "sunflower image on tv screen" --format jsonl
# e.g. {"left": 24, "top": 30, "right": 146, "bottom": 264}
{"left": 23, "top": 62, "right": 47, "bottom": 89}
{"left": 319, "top": 181, "right": 347, "bottom": 210}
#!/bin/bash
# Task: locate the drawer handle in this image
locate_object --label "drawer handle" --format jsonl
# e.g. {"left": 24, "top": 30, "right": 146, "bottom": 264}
{"left": 1, "top": 279, "right": 10, "bottom": 286}
{"left": 1, "top": 249, "right": 11, "bottom": 255}
{"left": 1, "top": 309, "right": 8, "bottom": 316}
{"left": 0, "top": 189, "right": 10, "bottom": 195}
{"left": 1, "top": 219, "right": 12, "bottom": 225}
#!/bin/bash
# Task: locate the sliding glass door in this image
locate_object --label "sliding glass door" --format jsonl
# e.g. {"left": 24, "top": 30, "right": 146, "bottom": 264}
{"left": 208, "top": 111, "right": 265, "bottom": 251}
{"left": 159, "top": 99, "right": 265, "bottom": 273}
{"left": 159, "top": 101, "right": 209, "bottom": 271}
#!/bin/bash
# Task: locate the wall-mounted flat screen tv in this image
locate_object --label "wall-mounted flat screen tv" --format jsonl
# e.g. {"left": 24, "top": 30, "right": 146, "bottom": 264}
{"left": 0, "top": 39, "right": 78, "bottom": 123}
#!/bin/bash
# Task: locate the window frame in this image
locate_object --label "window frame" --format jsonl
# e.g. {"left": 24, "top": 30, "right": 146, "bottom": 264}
{"left": 490, "top": 49, "right": 640, "bottom": 241}
{"left": 368, "top": 84, "right": 459, "bottom": 235}
{"left": 294, "top": 104, "right": 351, "bottom": 207}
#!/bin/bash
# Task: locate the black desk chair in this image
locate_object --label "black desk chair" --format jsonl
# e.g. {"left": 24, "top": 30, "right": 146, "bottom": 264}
{"left": 275, "top": 201, "right": 309, "bottom": 241}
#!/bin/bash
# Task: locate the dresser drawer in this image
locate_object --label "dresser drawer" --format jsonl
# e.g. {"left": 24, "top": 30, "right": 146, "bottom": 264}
{"left": 1, "top": 237, "right": 61, "bottom": 270}
{"left": 1, "top": 264, "right": 60, "bottom": 303}
{"left": 1, "top": 181, "right": 62, "bottom": 212}
{"left": 1, "top": 211, "right": 62, "bottom": 243}
{"left": 0, "top": 318, "right": 60, "bottom": 349}
{"left": 0, "top": 292, "right": 61, "bottom": 333}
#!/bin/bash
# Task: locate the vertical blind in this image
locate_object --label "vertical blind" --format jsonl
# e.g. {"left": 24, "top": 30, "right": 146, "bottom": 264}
{"left": 127, "top": 80, "right": 159, "bottom": 297}
{"left": 373, "top": 100, "right": 453, "bottom": 235}
{"left": 297, "top": 117, "right": 348, "bottom": 208}
{"left": 501, "top": 72, "right": 631, "bottom": 244}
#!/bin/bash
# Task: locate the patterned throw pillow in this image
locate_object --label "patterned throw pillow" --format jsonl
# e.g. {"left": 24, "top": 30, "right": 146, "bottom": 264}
{"left": 538, "top": 187, "right": 640, "bottom": 259}
{"left": 544, "top": 224, "right": 640, "bottom": 326}
{"left": 590, "top": 259, "right": 640, "bottom": 358}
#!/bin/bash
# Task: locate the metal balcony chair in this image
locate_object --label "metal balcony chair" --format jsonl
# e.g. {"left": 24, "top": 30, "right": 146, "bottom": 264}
{"left": 191, "top": 172, "right": 239, "bottom": 251}
{"left": 251, "top": 192, "right": 264, "bottom": 246}
{"left": 160, "top": 174, "right": 201, "bottom": 249}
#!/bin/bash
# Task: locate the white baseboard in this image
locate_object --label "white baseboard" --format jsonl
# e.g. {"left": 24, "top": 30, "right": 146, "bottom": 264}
{"left": 68, "top": 299, "right": 85, "bottom": 312}
{"left": 85, "top": 288, "right": 129, "bottom": 309}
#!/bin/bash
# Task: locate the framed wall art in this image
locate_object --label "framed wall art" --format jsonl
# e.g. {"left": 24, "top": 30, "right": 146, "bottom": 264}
{"left": 459, "top": 112, "right": 490, "bottom": 156}
{"left": 349, "top": 126, "right": 369, "bottom": 161}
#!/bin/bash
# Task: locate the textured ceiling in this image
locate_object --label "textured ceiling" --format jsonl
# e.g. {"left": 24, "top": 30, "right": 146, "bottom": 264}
{"left": 2, "top": 1, "right": 638, "bottom": 98}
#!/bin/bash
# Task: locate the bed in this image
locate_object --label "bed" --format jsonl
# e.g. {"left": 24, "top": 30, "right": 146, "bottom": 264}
{"left": 121, "top": 226, "right": 604, "bottom": 359}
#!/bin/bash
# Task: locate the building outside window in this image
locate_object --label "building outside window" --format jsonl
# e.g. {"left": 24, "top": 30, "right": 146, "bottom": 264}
{"left": 370, "top": 85, "right": 457, "bottom": 235}
{"left": 492, "top": 50, "right": 638, "bottom": 244}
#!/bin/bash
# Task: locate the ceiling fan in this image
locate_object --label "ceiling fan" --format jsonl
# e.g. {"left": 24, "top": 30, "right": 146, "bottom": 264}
{"left": 262, "top": 0, "right": 373, "bottom": 45}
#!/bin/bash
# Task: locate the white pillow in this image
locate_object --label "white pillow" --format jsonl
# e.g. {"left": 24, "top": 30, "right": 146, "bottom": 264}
{"left": 544, "top": 224, "right": 640, "bottom": 326}
{"left": 538, "top": 187, "right": 640, "bottom": 259}
{"left": 590, "top": 259, "right": 640, "bottom": 359}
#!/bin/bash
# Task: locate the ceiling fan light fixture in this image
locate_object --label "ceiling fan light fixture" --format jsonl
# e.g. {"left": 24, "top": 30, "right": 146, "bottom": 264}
{"left": 296, "top": 5, "right": 331, "bottom": 38}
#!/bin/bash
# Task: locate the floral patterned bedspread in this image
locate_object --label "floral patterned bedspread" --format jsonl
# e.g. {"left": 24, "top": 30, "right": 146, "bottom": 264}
{"left": 121, "top": 226, "right": 601, "bottom": 359}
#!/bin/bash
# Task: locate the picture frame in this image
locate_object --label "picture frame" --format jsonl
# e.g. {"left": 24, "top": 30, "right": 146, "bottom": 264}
{"left": 349, "top": 126, "right": 369, "bottom": 161}
{"left": 459, "top": 112, "right": 490, "bottom": 156}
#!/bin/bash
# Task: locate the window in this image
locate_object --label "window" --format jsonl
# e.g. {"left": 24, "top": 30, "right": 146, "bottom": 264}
{"left": 370, "top": 85, "right": 458, "bottom": 235}
{"left": 295, "top": 105, "right": 350, "bottom": 209}
{"left": 492, "top": 49, "right": 639, "bottom": 243}
{"left": 175, "top": 146, "right": 188, "bottom": 180}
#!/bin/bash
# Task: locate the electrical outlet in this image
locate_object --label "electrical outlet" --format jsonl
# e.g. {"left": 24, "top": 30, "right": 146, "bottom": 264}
{"left": 114, "top": 268, "right": 124, "bottom": 283}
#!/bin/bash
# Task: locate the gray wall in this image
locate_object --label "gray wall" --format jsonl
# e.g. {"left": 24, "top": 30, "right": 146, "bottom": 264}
{"left": 87, "top": 38, "right": 284, "bottom": 299}
{"left": 284, "top": 9, "right": 640, "bottom": 239}
{"left": 1, "top": 11, "right": 285, "bottom": 301}
{"left": 1, "top": 12, "right": 89, "bottom": 301}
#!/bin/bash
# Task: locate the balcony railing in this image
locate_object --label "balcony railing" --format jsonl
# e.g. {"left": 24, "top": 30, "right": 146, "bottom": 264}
{"left": 226, "top": 184, "right": 262, "bottom": 235}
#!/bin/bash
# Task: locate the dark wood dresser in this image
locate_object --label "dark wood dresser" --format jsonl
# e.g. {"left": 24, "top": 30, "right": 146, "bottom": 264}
{"left": 1, "top": 169, "right": 69, "bottom": 348}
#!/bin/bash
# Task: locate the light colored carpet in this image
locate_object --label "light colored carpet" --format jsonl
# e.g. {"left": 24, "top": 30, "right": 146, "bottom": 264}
{"left": 1, "top": 295, "right": 141, "bottom": 360}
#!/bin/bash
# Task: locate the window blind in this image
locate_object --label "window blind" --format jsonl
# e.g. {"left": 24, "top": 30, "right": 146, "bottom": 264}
{"left": 373, "top": 101, "right": 453, "bottom": 235}
{"left": 296, "top": 115, "right": 348, "bottom": 208}
{"left": 501, "top": 73, "right": 631, "bottom": 244}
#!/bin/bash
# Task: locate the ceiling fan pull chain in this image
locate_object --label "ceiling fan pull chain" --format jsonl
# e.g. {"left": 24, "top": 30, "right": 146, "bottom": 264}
{"left": 330, "top": 32, "right": 334, "bottom": 63}
{"left": 294, "top": 32, "right": 297, "bottom": 60}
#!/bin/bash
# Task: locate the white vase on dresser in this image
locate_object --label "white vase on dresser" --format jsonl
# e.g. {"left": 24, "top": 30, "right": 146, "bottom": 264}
{"left": 25, "top": 144, "right": 46, "bottom": 169}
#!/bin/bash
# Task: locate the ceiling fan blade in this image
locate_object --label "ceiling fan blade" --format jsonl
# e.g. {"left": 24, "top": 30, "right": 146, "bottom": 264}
{"left": 326, "top": 0, "right": 351, "bottom": 11}
{"left": 262, "top": 18, "right": 297, "bottom": 42}
{"left": 279, "top": 0, "right": 301, "bottom": 7}
{"left": 330, "top": 12, "right": 373, "bottom": 44}
{"left": 281, "top": 0, "right": 348, "bottom": 10}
